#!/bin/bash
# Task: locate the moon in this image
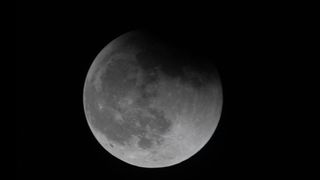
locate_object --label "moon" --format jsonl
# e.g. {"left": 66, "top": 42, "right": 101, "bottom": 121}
{"left": 83, "top": 30, "right": 223, "bottom": 168}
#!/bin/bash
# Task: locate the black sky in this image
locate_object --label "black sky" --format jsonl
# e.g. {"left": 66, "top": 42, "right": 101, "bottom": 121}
{"left": 16, "top": 1, "right": 299, "bottom": 179}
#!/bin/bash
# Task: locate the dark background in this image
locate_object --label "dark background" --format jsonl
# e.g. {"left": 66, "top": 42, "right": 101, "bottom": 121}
{"left": 16, "top": 1, "right": 302, "bottom": 179}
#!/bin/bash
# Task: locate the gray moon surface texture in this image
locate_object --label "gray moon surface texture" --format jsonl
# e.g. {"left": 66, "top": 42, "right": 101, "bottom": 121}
{"left": 83, "top": 30, "right": 223, "bottom": 168}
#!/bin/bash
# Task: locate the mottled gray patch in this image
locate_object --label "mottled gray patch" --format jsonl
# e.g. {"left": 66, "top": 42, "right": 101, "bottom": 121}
{"left": 86, "top": 90, "right": 172, "bottom": 148}
{"left": 147, "top": 108, "right": 172, "bottom": 134}
{"left": 99, "top": 57, "right": 137, "bottom": 95}
{"left": 137, "top": 136, "right": 153, "bottom": 149}
{"left": 85, "top": 53, "right": 173, "bottom": 149}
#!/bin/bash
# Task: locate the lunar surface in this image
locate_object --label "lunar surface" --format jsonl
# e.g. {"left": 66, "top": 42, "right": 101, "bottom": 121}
{"left": 83, "top": 30, "right": 223, "bottom": 168}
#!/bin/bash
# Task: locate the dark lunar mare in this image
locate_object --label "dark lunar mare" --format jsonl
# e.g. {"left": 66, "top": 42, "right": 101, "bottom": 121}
{"left": 85, "top": 54, "right": 172, "bottom": 149}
